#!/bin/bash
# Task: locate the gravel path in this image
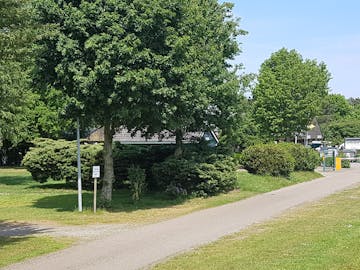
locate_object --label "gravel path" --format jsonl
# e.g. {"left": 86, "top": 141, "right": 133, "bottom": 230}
{"left": 0, "top": 222, "right": 134, "bottom": 240}
{"left": 3, "top": 164, "right": 360, "bottom": 270}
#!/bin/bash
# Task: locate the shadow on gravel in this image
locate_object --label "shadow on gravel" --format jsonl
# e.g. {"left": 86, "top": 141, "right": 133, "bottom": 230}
{"left": 0, "top": 220, "right": 50, "bottom": 237}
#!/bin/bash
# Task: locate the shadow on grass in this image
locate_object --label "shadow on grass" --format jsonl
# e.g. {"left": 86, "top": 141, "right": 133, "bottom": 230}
{"left": 33, "top": 193, "right": 94, "bottom": 212}
{"left": 0, "top": 220, "right": 50, "bottom": 238}
{"left": 0, "top": 236, "right": 34, "bottom": 252}
{"left": 0, "top": 175, "right": 33, "bottom": 186}
{"left": 28, "top": 182, "right": 77, "bottom": 190}
{"left": 33, "top": 191, "right": 186, "bottom": 213}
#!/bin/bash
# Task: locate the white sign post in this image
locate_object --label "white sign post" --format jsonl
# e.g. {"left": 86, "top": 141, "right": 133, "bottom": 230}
{"left": 92, "top": 166, "right": 100, "bottom": 213}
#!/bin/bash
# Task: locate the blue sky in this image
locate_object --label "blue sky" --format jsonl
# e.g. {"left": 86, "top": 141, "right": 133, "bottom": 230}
{"left": 231, "top": 0, "right": 360, "bottom": 98}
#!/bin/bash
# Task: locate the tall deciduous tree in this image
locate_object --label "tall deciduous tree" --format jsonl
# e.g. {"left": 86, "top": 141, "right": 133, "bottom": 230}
{"left": 0, "top": 0, "right": 35, "bottom": 145}
{"left": 34, "top": 0, "right": 244, "bottom": 204}
{"left": 253, "top": 48, "right": 331, "bottom": 140}
{"left": 132, "top": 0, "right": 245, "bottom": 156}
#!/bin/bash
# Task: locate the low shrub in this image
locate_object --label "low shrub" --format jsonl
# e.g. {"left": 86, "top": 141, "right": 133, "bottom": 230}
{"left": 241, "top": 144, "right": 295, "bottom": 177}
{"left": 341, "top": 159, "right": 351, "bottom": 168}
{"left": 278, "top": 143, "right": 321, "bottom": 171}
{"left": 324, "top": 156, "right": 335, "bottom": 167}
{"left": 151, "top": 154, "right": 237, "bottom": 197}
{"left": 112, "top": 144, "right": 174, "bottom": 188}
{"left": 22, "top": 138, "right": 103, "bottom": 187}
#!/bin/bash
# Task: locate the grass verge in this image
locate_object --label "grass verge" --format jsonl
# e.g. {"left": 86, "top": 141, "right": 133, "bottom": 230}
{"left": 0, "top": 236, "right": 74, "bottom": 268}
{"left": 153, "top": 186, "right": 360, "bottom": 270}
{"left": 0, "top": 168, "right": 321, "bottom": 225}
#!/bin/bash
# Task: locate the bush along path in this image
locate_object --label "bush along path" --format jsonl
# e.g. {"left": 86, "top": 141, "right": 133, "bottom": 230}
{"left": 4, "top": 164, "right": 360, "bottom": 270}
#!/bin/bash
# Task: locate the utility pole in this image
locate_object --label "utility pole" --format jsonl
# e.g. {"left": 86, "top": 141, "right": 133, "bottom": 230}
{"left": 77, "top": 118, "right": 83, "bottom": 212}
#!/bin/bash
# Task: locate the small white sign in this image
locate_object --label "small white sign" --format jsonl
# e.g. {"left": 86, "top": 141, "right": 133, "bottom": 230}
{"left": 92, "top": 166, "right": 100, "bottom": 178}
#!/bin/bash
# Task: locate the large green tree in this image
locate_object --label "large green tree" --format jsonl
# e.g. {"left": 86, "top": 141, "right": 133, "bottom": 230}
{"left": 319, "top": 95, "right": 360, "bottom": 144}
{"left": 0, "top": 0, "right": 35, "bottom": 145}
{"left": 322, "top": 119, "right": 360, "bottom": 145}
{"left": 253, "top": 48, "right": 331, "bottom": 140}
{"left": 133, "top": 0, "right": 245, "bottom": 156}
{"left": 317, "top": 94, "right": 352, "bottom": 126}
{"left": 34, "top": 0, "right": 244, "bottom": 203}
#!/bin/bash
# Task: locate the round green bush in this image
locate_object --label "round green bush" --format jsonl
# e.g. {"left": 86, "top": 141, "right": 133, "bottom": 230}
{"left": 22, "top": 138, "right": 103, "bottom": 187}
{"left": 241, "top": 144, "right": 295, "bottom": 177}
{"left": 278, "top": 143, "right": 321, "bottom": 171}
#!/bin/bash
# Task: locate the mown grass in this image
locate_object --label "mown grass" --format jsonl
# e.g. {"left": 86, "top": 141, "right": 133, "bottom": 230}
{"left": 0, "top": 236, "right": 74, "bottom": 268}
{"left": 153, "top": 186, "right": 360, "bottom": 270}
{"left": 0, "top": 168, "right": 321, "bottom": 225}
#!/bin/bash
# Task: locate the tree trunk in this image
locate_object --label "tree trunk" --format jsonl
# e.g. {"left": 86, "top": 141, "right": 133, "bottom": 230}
{"left": 101, "top": 122, "right": 115, "bottom": 206}
{"left": 174, "top": 128, "right": 183, "bottom": 158}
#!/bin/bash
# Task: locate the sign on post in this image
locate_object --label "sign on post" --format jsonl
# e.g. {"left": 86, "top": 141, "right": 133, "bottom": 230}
{"left": 92, "top": 166, "right": 100, "bottom": 178}
{"left": 92, "top": 166, "right": 100, "bottom": 213}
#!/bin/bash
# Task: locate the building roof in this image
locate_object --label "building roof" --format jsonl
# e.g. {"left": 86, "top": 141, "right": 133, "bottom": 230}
{"left": 307, "top": 118, "right": 323, "bottom": 140}
{"left": 87, "top": 127, "right": 219, "bottom": 145}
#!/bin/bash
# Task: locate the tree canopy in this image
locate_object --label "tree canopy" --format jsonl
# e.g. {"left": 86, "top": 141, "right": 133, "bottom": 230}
{"left": 252, "top": 48, "right": 331, "bottom": 140}
{"left": 34, "top": 0, "right": 245, "bottom": 203}
{"left": 0, "top": 0, "right": 35, "bottom": 145}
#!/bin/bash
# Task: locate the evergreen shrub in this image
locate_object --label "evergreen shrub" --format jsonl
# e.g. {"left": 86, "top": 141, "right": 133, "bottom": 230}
{"left": 112, "top": 143, "right": 175, "bottom": 187}
{"left": 22, "top": 138, "right": 103, "bottom": 186}
{"left": 151, "top": 154, "right": 237, "bottom": 197}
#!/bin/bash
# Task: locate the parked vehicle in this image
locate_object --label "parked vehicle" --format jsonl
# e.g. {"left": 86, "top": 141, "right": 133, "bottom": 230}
{"left": 341, "top": 149, "right": 357, "bottom": 162}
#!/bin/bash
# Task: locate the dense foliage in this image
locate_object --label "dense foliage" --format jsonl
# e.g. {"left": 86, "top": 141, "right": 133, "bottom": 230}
{"left": 241, "top": 144, "right": 295, "bottom": 177}
{"left": 278, "top": 143, "right": 321, "bottom": 171}
{"left": 322, "top": 119, "right": 360, "bottom": 146}
{"left": 0, "top": 0, "right": 35, "bottom": 145}
{"left": 253, "top": 48, "right": 330, "bottom": 140}
{"left": 33, "top": 0, "right": 245, "bottom": 203}
{"left": 22, "top": 138, "right": 103, "bottom": 186}
{"left": 112, "top": 144, "right": 175, "bottom": 188}
{"left": 151, "top": 153, "right": 238, "bottom": 197}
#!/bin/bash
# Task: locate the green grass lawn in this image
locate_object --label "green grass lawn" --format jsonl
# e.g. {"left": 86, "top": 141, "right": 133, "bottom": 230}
{"left": 0, "top": 168, "right": 321, "bottom": 225}
{"left": 0, "top": 167, "right": 321, "bottom": 268}
{"left": 0, "top": 236, "right": 74, "bottom": 268}
{"left": 153, "top": 186, "right": 360, "bottom": 270}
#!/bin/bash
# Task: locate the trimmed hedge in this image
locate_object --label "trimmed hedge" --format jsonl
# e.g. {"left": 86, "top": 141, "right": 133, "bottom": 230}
{"left": 22, "top": 138, "right": 103, "bottom": 186}
{"left": 241, "top": 144, "right": 295, "bottom": 177}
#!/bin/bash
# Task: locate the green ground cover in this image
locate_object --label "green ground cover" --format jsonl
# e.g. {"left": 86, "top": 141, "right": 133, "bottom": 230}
{"left": 153, "top": 186, "right": 360, "bottom": 270}
{"left": 0, "top": 168, "right": 321, "bottom": 225}
{"left": 0, "top": 167, "right": 321, "bottom": 268}
{"left": 0, "top": 236, "right": 73, "bottom": 268}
